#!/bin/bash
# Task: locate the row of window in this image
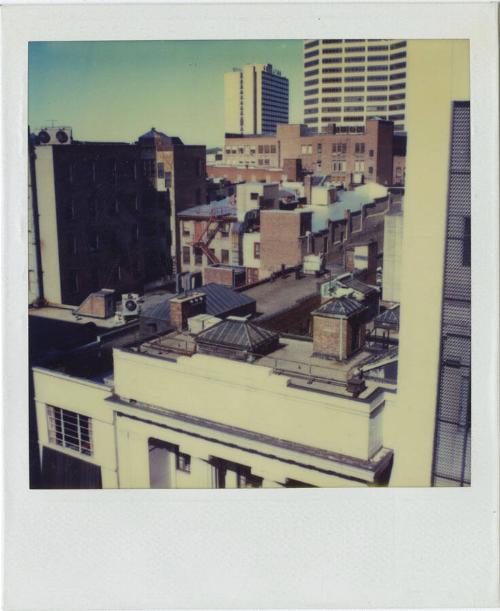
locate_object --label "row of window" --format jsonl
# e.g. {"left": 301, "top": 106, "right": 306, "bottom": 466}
{"left": 225, "top": 145, "right": 277, "bottom": 155}
{"left": 304, "top": 39, "right": 406, "bottom": 51}
{"left": 183, "top": 246, "right": 231, "bottom": 266}
{"left": 299, "top": 142, "right": 373, "bottom": 155}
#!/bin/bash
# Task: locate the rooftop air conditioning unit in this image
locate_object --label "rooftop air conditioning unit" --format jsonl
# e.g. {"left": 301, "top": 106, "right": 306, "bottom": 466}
{"left": 37, "top": 127, "right": 72, "bottom": 146}
{"left": 121, "top": 293, "right": 141, "bottom": 319}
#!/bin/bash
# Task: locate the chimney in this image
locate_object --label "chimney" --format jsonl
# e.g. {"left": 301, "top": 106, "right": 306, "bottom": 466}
{"left": 283, "top": 158, "right": 303, "bottom": 182}
{"left": 311, "top": 296, "right": 367, "bottom": 361}
{"left": 169, "top": 292, "right": 206, "bottom": 331}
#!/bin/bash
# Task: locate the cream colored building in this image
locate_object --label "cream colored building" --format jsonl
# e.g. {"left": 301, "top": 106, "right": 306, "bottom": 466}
{"left": 224, "top": 64, "right": 289, "bottom": 135}
{"left": 34, "top": 315, "right": 396, "bottom": 489}
{"left": 390, "top": 40, "right": 470, "bottom": 486}
{"left": 303, "top": 39, "right": 407, "bottom": 133}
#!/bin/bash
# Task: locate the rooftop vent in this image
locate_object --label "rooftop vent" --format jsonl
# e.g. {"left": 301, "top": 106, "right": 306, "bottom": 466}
{"left": 195, "top": 318, "right": 279, "bottom": 360}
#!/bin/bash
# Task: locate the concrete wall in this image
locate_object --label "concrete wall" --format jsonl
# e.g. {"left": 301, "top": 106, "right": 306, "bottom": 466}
{"left": 242, "top": 232, "right": 261, "bottom": 270}
{"left": 382, "top": 213, "right": 403, "bottom": 302}
{"left": 113, "top": 348, "right": 384, "bottom": 462}
{"left": 392, "top": 39, "right": 470, "bottom": 486}
{"left": 34, "top": 147, "right": 62, "bottom": 304}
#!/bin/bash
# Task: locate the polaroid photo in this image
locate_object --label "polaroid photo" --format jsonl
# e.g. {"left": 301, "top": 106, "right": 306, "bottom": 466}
{"left": 2, "top": 2, "right": 498, "bottom": 609}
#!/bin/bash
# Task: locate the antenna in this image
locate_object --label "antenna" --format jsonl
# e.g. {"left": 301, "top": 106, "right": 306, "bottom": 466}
{"left": 45, "top": 119, "right": 60, "bottom": 128}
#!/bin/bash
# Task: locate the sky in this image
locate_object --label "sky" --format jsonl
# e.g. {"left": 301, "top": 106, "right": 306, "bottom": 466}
{"left": 29, "top": 40, "right": 304, "bottom": 148}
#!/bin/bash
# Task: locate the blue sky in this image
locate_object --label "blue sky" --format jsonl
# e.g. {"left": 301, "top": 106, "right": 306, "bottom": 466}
{"left": 29, "top": 40, "right": 304, "bottom": 148}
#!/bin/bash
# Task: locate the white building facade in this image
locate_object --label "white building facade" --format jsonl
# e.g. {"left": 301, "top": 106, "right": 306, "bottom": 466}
{"left": 303, "top": 39, "right": 407, "bottom": 134}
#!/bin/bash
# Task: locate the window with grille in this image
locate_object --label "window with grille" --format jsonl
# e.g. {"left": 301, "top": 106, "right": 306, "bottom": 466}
{"left": 47, "top": 406, "right": 92, "bottom": 456}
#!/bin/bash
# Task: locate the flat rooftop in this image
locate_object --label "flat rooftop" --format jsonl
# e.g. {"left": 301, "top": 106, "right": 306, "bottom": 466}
{"left": 244, "top": 266, "right": 344, "bottom": 317}
{"left": 29, "top": 304, "right": 121, "bottom": 329}
{"left": 131, "top": 329, "right": 395, "bottom": 401}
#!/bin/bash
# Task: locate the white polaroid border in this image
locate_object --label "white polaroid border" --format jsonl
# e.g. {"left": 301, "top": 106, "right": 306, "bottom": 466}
{"left": 2, "top": 3, "right": 499, "bottom": 610}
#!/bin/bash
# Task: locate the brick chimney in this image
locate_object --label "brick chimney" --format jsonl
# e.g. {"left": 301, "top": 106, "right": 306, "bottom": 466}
{"left": 170, "top": 292, "right": 206, "bottom": 331}
{"left": 283, "top": 158, "right": 303, "bottom": 182}
{"left": 311, "top": 296, "right": 367, "bottom": 361}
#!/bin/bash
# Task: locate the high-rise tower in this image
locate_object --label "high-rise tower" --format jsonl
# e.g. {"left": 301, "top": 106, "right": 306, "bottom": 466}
{"left": 224, "top": 64, "right": 289, "bottom": 135}
{"left": 303, "top": 39, "right": 407, "bottom": 133}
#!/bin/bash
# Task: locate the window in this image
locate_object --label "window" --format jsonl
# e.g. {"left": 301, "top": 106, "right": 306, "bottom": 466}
{"left": 47, "top": 406, "right": 92, "bottom": 456}
{"left": 220, "top": 223, "right": 230, "bottom": 237}
{"left": 250, "top": 192, "right": 259, "bottom": 201}
{"left": 355, "top": 161, "right": 365, "bottom": 172}
{"left": 88, "top": 232, "right": 99, "bottom": 252}
{"left": 332, "top": 143, "right": 347, "bottom": 154}
{"left": 463, "top": 217, "right": 471, "bottom": 266}
{"left": 221, "top": 249, "right": 229, "bottom": 264}
{"left": 182, "top": 246, "right": 190, "bottom": 264}
{"left": 63, "top": 199, "right": 76, "bottom": 221}
{"left": 194, "top": 247, "right": 203, "bottom": 265}
{"left": 67, "top": 235, "right": 77, "bottom": 256}
{"left": 369, "top": 149, "right": 374, "bottom": 157}
{"left": 182, "top": 221, "right": 190, "bottom": 237}
{"left": 157, "top": 162, "right": 165, "bottom": 178}
{"left": 210, "top": 457, "right": 262, "bottom": 488}
{"left": 176, "top": 452, "right": 191, "bottom": 473}
{"left": 254, "top": 242, "right": 261, "bottom": 259}
{"left": 368, "top": 166, "right": 374, "bottom": 175}
{"left": 301, "top": 144, "right": 313, "bottom": 155}
{"left": 68, "top": 271, "right": 79, "bottom": 293}
{"left": 317, "top": 143, "right": 322, "bottom": 154}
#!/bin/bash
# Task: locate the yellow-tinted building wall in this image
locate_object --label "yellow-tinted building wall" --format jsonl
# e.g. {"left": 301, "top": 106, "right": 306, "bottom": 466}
{"left": 390, "top": 40, "right": 470, "bottom": 486}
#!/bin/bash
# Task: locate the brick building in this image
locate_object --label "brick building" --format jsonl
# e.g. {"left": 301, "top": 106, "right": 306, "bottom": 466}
{"left": 29, "top": 127, "right": 206, "bottom": 306}
{"left": 221, "top": 118, "right": 401, "bottom": 187}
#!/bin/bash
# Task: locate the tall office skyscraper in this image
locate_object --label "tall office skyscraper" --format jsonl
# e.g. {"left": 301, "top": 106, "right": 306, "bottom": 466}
{"left": 224, "top": 64, "right": 289, "bottom": 135}
{"left": 303, "top": 39, "right": 407, "bottom": 134}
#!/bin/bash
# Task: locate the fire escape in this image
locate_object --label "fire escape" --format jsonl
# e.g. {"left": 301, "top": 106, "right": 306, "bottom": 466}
{"left": 190, "top": 207, "right": 234, "bottom": 265}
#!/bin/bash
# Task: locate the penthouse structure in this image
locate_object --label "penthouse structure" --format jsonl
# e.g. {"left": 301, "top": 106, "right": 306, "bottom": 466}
{"left": 223, "top": 118, "right": 401, "bottom": 187}
{"left": 28, "top": 127, "right": 206, "bottom": 306}
{"left": 224, "top": 64, "right": 289, "bottom": 135}
{"left": 303, "top": 39, "right": 407, "bottom": 134}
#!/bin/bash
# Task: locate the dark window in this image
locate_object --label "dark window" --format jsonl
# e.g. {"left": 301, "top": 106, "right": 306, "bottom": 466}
{"left": 463, "top": 217, "right": 471, "bottom": 266}
{"left": 182, "top": 246, "right": 190, "bottom": 265}
{"left": 254, "top": 242, "right": 261, "bottom": 259}
{"left": 221, "top": 249, "right": 229, "bottom": 264}
{"left": 157, "top": 162, "right": 165, "bottom": 178}
{"left": 194, "top": 247, "right": 202, "bottom": 265}
{"left": 176, "top": 452, "right": 191, "bottom": 473}
{"left": 250, "top": 192, "right": 259, "bottom": 200}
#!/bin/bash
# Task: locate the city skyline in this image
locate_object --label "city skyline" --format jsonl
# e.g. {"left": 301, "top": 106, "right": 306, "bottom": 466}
{"left": 29, "top": 40, "right": 304, "bottom": 148}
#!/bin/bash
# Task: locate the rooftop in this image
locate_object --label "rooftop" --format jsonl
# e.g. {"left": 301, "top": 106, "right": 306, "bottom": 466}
{"left": 29, "top": 304, "right": 122, "bottom": 329}
{"left": 243, "top": 272, "right": 324, "bottom": 316}
{"left": 313, "top": 296, "right": 367, "bottom": 318}
{"left": 141, "top": 283, "right": 256, "bottom": 322}
{"left": 177, "top": 197, "right": 237, "bottom": 219}
{"left": 131, "top": 329, "right": 394, "bottom": 400}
